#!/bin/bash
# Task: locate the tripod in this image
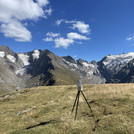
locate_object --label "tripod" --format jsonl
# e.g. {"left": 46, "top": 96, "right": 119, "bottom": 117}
{"left": 72, "top": 90, "right": 93, "bottom": 120}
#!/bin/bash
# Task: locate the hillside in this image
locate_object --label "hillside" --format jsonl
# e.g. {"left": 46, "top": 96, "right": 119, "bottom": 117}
{"left": 1, "top": 46, "right": 134, "bottom": 94}
{"left": 0, "top": 84, "right": 134, "bottom": 134}
{"left": 0, "top": 46, "right": 104, "bottom": 93}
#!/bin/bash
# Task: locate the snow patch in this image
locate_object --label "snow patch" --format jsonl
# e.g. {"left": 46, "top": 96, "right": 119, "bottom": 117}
{"left": 103, "top": 52, "right": 134, "bottom": 71}
{"left": 82, "top": 62, "right": 89, "bottom": 67}
{"left": 15, "top": 68, "right": 26, "bottom": 75}
{"left": 63, "top": 58, "right": 78, "bottom": 68}
{"left": 88, "top": 71, "right": 93, "bottom": 75}
{"left": 32, "top": 50, "right": 40, "bottom": 60}
{"left": 82, "top": 62, "right": 95, "bottom": 68}
{"left": 0, "top": 51, "right": 5, "bottom": 58}
{"left": 103, "top": 52, "right": 134, "bottom": 66}
{"left": 7, "top": 55, "right": 16, "bottom": 63}
{"left": 18, "top": 54, "right": 30, "bottom": 66}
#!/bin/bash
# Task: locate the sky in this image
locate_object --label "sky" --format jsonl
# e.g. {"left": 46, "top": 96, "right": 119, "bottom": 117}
{"left": 0, "top": 0, "right": 134, "bottom": 62}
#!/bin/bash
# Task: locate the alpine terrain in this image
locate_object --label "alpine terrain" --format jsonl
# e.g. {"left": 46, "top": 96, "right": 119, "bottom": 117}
{"left": 0, "top": 45, "right": 134, "bottom": 93}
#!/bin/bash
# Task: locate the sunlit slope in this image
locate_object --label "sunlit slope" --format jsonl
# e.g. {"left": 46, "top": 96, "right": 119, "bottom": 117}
{"left": 0, "top": 84, "right": 134, "bottom": 134}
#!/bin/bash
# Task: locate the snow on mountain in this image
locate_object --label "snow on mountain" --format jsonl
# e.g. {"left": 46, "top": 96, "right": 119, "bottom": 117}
{"left": 32, "top": 50, "right": 40, "bottom": 61}
{"left": 0, "top": 51, "right": 5, "bottom": 58}
{"left": 62, "top": 57, "right": 101, "bottom": 81}
{"left": 102, "top": 52, "right": 134, "bottom": 72}
{"left": 15, "top": 68, "right": 26, "bottom": 75}
{"left": 18, "top": 54, "right": 30, "bottom": 66}
{"left": 7, "top": 55, "right": 16, "bottom": 63}
{"left": 63, "top": 58, "right": 78, "bottom": 69}
{"left": 82, "top": 61, "right": 95, "bottom": 68}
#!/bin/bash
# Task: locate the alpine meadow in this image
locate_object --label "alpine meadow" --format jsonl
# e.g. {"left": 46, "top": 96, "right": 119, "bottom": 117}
{"left": 1, "top": 0, "right": 134, "bottom": 134}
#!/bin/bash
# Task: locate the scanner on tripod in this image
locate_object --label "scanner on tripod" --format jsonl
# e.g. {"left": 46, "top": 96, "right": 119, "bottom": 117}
{"left": 72, "top": 79, "right": 93, "bottom": 120}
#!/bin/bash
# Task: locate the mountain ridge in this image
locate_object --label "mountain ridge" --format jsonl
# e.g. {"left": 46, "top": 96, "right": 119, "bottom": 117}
{"left": 0, "top": 45, "right": 134, "bottom": 93}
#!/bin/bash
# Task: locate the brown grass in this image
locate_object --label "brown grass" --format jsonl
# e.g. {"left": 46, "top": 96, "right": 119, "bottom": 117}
{"left": 0, "top": 84, "right": 134, "bottom": 134}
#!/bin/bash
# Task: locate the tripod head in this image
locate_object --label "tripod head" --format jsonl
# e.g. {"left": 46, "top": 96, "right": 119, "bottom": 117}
{"left": 77, "top": 79, "right": 83, "bottom": 91}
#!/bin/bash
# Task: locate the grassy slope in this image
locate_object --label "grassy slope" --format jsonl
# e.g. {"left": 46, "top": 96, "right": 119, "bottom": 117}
{"left": 52, "top": 67, "right": 78, "bottom": 85}
{"left": 0, "top": 84, "right": 134, "bottom": 134}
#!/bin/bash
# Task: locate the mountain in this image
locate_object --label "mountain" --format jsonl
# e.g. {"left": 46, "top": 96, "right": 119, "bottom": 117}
{"left": 1, "top": 45, "right": 134, "bottom": 93}
{"left": 98, "top": 53, "right": 134, "bottom": 82}
{"left": 0, "top": 46, "right": 105, "bottom": 93}
{"left": 109, "top": 58, "right": 134, "bottom": 83}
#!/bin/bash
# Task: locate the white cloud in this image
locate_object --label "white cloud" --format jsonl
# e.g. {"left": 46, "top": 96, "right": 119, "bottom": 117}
{"left": 37, "top": 0, "right": 49, "bottom": 7}
{"left": 43, "top": 32, "right": 60, "bottom": 42}
{"left": 67, "top": 32, "right": 90, "bottom": 40}
{"left": 126, "top": 35, "right": 134, "bottom": 41}
{"left": 44, "top": 8, "right": 52, "bottom": 17}
{"left": 46, "top": 20, "right": 91, "bottom": 49}
{"left": 54, "top": 37, "right": 74, "bottom": 49}
{"left": 55, "top": 19, "right": 77, "bottom": 26}
{"left": 0, "top": 0, "right": 47, "bottom": 22}
{"left": 43, "top": 31, "right": 90, "bottom": 49}
{"left": 1, "top": 21, "right": 32, "bottom": 42}
{"left": 43, "top": 37, "right": 53, "bottom": 42}
{"left": 55, "top": 19, "right": 90, "bottom": 34}
{"left": 72, "top": 21, "right": 90, "bottom": 34}
{"left": 0, "top": 0, "right": 51, "bottom": 42}
{"left": 65, "top": 20, "right": 76, "bottom": 24}
{"left": 55, "top": 19, "right": 65, "bottom": 26}
{"left": 46, "top": 32, "right": 60, "bottom": 37}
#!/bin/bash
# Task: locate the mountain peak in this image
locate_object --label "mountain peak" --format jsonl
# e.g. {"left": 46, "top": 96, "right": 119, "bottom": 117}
{"left": 63, "top": 56, "right": 76, "bottom": 64}
{"left": 43, "top": 49, "right": 52, "bottom": 54}
{"left": 0, "top": 45, "right": 15, "bottom": 56}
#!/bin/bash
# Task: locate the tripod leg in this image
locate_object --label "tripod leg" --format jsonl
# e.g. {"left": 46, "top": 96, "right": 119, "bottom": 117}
{"left": 75, "top": 91, "right": 80, "bottom": 120}
{"left": 81, "top": 91, "right": 92, "bottom": 112}
{"left": 72, "top": 91, "right": 79, "bottom": 113}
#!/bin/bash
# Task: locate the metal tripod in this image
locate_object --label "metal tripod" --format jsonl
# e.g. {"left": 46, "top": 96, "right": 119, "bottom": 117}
{"left": 72, "top": 90, "right": 93, "bottom": 120}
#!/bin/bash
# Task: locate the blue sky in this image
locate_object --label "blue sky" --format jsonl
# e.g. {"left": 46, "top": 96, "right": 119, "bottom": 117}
{"left": 0, "top": 0, "right": 134, "bottom": 62}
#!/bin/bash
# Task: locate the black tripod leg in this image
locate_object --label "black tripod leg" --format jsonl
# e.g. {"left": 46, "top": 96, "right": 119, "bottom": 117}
{"left": 81, "top": 91, "right": 92, "bottom": 112}
{"left": 75, "top": 91, "right": 80, "bottom": 120}
{"left": 72, "top": 91, "right": 79, "bottom": 112}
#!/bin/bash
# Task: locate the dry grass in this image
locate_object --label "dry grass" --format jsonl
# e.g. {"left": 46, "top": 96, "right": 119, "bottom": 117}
{"left": 0, "top": 84, "right": 134, "bottom": 134}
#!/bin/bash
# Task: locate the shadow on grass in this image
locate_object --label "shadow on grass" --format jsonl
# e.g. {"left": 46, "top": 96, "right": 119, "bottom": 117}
{"left": 25, "top": 120, "right": 58, "bottom": 130}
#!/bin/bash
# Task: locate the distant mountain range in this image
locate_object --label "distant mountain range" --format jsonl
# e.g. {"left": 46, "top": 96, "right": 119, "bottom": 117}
{"left": 0, "top": 45, "right": 134, "bottom": 93}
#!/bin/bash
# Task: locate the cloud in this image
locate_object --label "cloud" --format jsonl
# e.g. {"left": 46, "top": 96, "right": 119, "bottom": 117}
{"left": 44, "top": 8, "right": 52, "bottom": 17}
{"left": 44, "top": 19, "right": 91, "bottom": 49}
{"left": 72, "top": 21, "right": 90, "bottom": 34}
{"left": 43, "top": 32, "right": 90, "bottom": 48}
{"left": 43, "top": 37, "right": 53, "bottom": 42}
{"left": 55, "top": 19, "right": 65, "bottom": 26}
{"left": 54, "top": 37, "right": 74, "bottom": 49}
{"left": 46, "top": 32, "right": 60, "bottom": 37}
{"left": 1, "top": 21, "right": 32, "bottom": 42}
{"left": 55, "top": 19, "right": 76, "bottom": 26}
{"left": 44, "top": 31, "right": 75, "bottom": 49}
{"left": 0, "top": 0, "right": 51, "bottom": 42}
{"left": 37, "top": 0, "right": 49, "bottom": 7}
{"left": 126, "top": 34, "right": 134, "bottom": 41}
{"left": 55, "top": 19, "right": 90, "bottom": 34}
{"left": 43, "top": 32, "right": 60, "bottom": 42}
{"left": 67, "top": 32, "right": 90, "bottom": 40}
